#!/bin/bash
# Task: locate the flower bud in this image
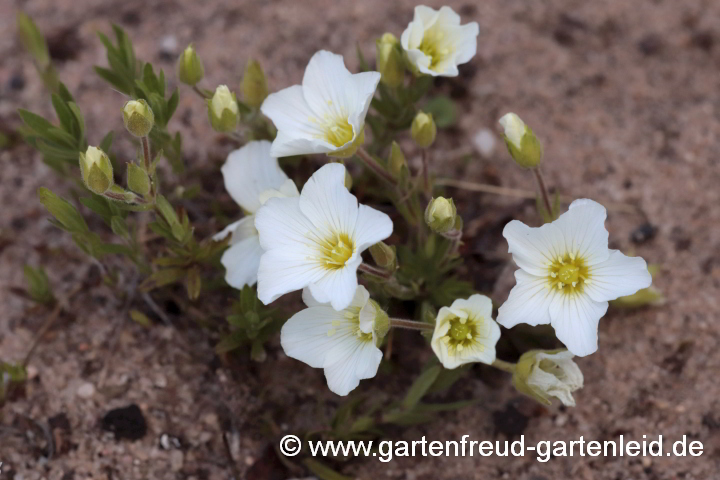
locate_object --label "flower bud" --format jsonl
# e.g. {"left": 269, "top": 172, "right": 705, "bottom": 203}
{"left": 387, "top": 141, "right": 408, "bottom": 179}
{"left": 127, "top": 163, "right": 150, "bottom": 196}
{"left": 411, "top": 111, "right": 437, "bottom": 148}
{"left": 360, "top": 299, "right": 390, "bottom": 345}
{"left": 512, "top": 350, "right": 583, "bottom": 407}
{"left": 498, "top": 112, "right": 543, "bottom": 168}
{"left": 424, "top": 197, "right": 456, "bottom": 234}
{"left": 242, "top": 59, "right": 269, "bottom": 108}
{"left": 79, "top": 146, "right": 113, "bottom": 194}
{"left": 122, "top": 99, "right": 155, "bottom": 137}
{"left": 376, "top": 33, "right": 405, "bottom": 88}
{"left": 176, "top": 44, "right": 204, "bottom": 86}
{"left": 208, "top": 85, "right": 239, "bottom": 133}
{"left": 369, "top": 241, "right": 397, "bottom": 270}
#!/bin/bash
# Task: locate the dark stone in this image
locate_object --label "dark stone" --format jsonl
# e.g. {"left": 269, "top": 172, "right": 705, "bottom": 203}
{"left": 630, "top": 223, "right": 658, "bottom": 244}
{"left": 9, "top": 73, "right": 26, "bottom": 91}
{"left": 691, "top": 31, "right": 714, "bottom": 52}
{"left": 492, "top": 401, "right": 529, "bottom": 438}
{"left": 101, "top": 404, "right": 148, "bottom": 441}
{"left": 638, "top": 34, "right": 664, "bottom": 56}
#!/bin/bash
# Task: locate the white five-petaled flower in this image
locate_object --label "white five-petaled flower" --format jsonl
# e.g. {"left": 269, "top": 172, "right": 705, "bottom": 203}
{"left": 401, "top": 5, "right": 479, "bottom": 77}
{"left": 260, "top": 50, "right": 381, "bottom": 159}
{"left": 254, "top": 163, "right": 393, "bottom": 311}
{"left": 497, "top": 199, "right": 652, "bottom": 357}
{"left": 214, "top": 141, "right": 298, "bottom": 289}
{"left": 431, "top": 294, "right": 501, "bottom": 369}
{"left": 281, "top": 286, "right": 387, "bottom": 396}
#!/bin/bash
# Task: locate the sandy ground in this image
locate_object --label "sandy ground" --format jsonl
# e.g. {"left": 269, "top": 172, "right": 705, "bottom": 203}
{"left": 1, "top": 0, "right": 720, "bottom": 479}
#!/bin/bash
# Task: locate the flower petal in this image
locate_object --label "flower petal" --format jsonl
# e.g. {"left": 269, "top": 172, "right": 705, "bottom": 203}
{"left": 451, "top": 293, "right": 494, "bottom": 321}
{"left": 549, "top": 293, "right": 608, "bottom": 357}
{"left": 496, "top": 270, "right": 555, "bottom": 328}
{"left": 221, "top": 235, "right": 263, "bottom": 289}
{"left": 353, "top": 204, "right": 394, "bottom": 251}
{"left": 324, "top": 339, "right": 382, "bottom": 396}
{"left": 221, "top": 140, "right": 289, "bottom": 214}
{"left": 302, "top": 51, "right": 354, "bottom": 119}
{"left": 503, "top": 220, "right": 566, "bottom": 277}
{"left": 281, "top": 306, "right": 350, "bottom": 368}
{"left": 553, "top": 199, "right": 610, "bottom": 265}
{"left": 308, "top": 262, "right": 361, "bottom": 311}
{"left": 299, "top": 163, "right": 358, "bottom": 240}
{"left": 585, "top": 250, "right": 652, "bottom": 302}
{"left": 255, "top": 196, "right": 326, "bottom": 304}
{"left": 260, "top": 85, "right": 326, "bottom": 139}
{"left": 213, "top": 218, "right": 243, "bottom": 242}
{"left": 347, "top": 71, "right": 381, "bottom": 134}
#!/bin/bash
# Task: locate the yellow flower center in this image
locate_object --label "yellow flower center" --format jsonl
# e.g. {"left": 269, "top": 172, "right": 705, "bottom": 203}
{"left": 326, "top": 119, "right": 354, "bottom": 147}
{"left": 548, "top": 254, "right": 590, "bottom": 294}
{"left": 419, "top": 28, "right": 453, "bottom": 71}
{"left": 442, "top": 314, "right": 484, "bottom": 353}
{"left": 319, "top": 233, "right": 355, "bottom": 270}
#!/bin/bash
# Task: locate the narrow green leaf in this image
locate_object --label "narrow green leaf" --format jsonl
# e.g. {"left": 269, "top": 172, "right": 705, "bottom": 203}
{"left": 37, "top": 187, "right": 88, "bottom": 233}
{"left": 402, "top": 365, "right": 442, "bottom": 410}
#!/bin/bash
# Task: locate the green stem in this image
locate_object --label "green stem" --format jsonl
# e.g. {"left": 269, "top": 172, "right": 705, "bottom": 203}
{"left": 358, "top": 262, "right": 392, "bottom": 280}
{"left": 492, "top": 359, "right": 517, "bottom": 374}
{"left": 533, "top": 167, "right": 553, "bottom": 220}
{"left": 141, "top": 136, "right": 156, "bottom": 199}
{"left": 389, "top": 318, "right": 434, "bottom": 331}
{"left": 356, "top": 147, "right": 397, "bottom": 185}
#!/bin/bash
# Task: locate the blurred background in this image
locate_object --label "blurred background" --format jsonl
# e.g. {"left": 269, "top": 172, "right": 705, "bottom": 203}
{"left": 1, "top": 0, "right": 719, "bottom": 478}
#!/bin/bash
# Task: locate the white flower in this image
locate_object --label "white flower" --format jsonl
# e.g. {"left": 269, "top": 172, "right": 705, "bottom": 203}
{"left": 431, "top": 294, "right": 501, "bottom": 369}
{"left": 214, "top": 141, "right": 298, "bottom": 289}
{"left": 497, "top": 199, "right": 652, "bottom": 357}
{"left": 400, "top": 5, "right": 479, "bottom": 77}
{"left": 260, "top": 50, "right": 381, "bottom": 158}
{"left": 281, "top": 286, "right": 387, "bottom": 396}
{"left": 255, "top": 163, "right": 393, "bottom": 310}
{"left": 524, "top": 350, "right": 583, "bottom": 407}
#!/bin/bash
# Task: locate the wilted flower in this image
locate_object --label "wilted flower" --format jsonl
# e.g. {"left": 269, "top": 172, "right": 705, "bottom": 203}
{"left": 401, "top": 5, "right": 479, "bottom": 77}
{"left": 496, "top": 199, "right": 652, "bottom": 356}
{"left": 281, "top": 286, "right": 388, "bottom": 396}
{"left": 260, "top": 50, "right": 380, "bottom": 158}
{"left": 255, "top": 163, "right": 393, "bottom": 311}
{"left": 214, "top": 141, "right": 298, "bottom": 289}
{"left": 431, "top": 294, "right": 501, "bottom": 369}
{"left": 513, "top": 350, "right": 583, "bottom": 407}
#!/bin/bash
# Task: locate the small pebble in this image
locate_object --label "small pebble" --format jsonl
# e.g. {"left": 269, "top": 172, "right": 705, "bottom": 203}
{"left": 170, "top": 450, "right": 184, "bottom": 472}
{"left": 472, "top": 128, "right": 496, "bottom": 158}
{"left": 77, "top": 382, "right": 96, "bottom": 399}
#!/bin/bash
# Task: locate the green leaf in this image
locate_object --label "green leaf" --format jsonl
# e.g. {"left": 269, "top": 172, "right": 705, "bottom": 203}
{"left": 110, "top": 216, "right": 130, "bottom": 238}
{"left": 130, "top": 309, "right": 152, "bottom": 327}
{"left": 185, "top": 265, "right": 202, "bottom": 300}
{"left": 38, "top": 187, "right": 88, "bottom": 233}
{"left": 402, "top": 365, "right": 442, "bottom": 410}
{"left": 23, "top": 265, "right": 54, "bottom": 304}
{"left": 423, "top": 96, "right": 457, "bottom": 128}
{"left": 215, "top": 330, "right": 247, "bottom": 354}
{"left": 140, "top": 268, "right": 186, "bottom": 291}
{"left": 427, "top": 364, "right": 471, "bottom": 394}
{"left": 16, "top": 11, "right": 50, "bottom": 67}
{"left": 51, "top": 94, "right": 78, "bottom": 139}
{"left": 18, "top": 109, "right": 54, "bottom": 137}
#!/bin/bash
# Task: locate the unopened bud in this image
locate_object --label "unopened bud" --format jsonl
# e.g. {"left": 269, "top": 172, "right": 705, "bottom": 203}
{"left": 127, "top": 163, "right": 150, "bottom": 196}
{"left": 512, "top": 350, "right": 583, "bottom": 407}
{"left": 79, "top": 146, "right": 113, "bottom": 194}
{"left": 369, "top": 242, "right": 397, "bottom": 270}
{"left": 387, "top": 141, "right": 408, "bottom": 179}
{"left": 376, "top": 33, "right": 405, "bottom": 88}
{"left": 424, "top": 197, "right": 456, "bottom": 234}
{"left": 360, "top": 299, "right": 390, "bottom": 345}
{"left": 208, "top": 85, "right": 239, "bottom": 133}
{"left": 411, "top": 111, "right": 437, "bottom": 148}
{"left": 242, "top": 59, "right": 269, "bottom": 108}
{"left": 176, "top": 44, "right": 204, "bottom": 86}
{"left": 122, "top": 99, "right": 155, "bottom": 137}
{"left": 498, "top": 112, "right": 543, "bottom": 168}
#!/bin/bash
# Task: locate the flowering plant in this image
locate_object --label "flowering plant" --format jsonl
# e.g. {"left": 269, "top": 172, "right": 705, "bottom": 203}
{"left": 13, "top": 5, "right": 660, "bottom": 477}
